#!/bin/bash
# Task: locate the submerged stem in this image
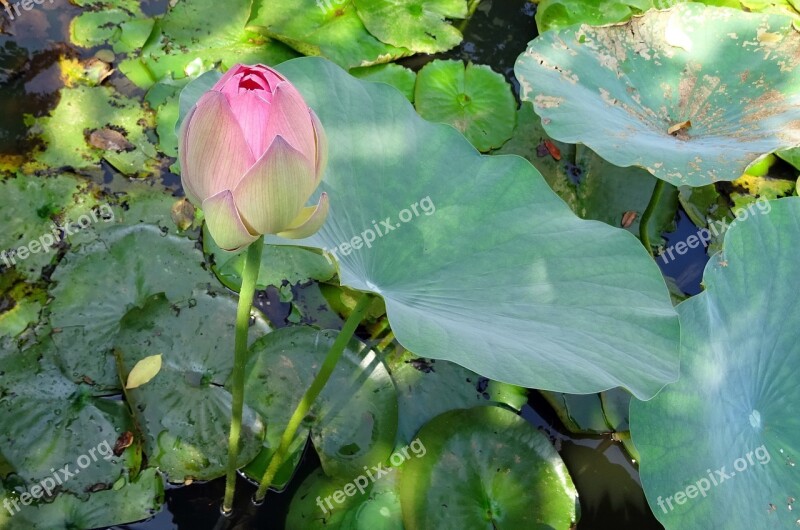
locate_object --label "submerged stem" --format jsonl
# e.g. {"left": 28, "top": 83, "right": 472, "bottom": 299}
{"left": 222, "top": 236, "right": 264, "bottom": 514}
{"left": 254, "top": 293, "right": 372, "bottom": 502}
{"left": 639, "top": 179, "right": 666, "bottom": 257}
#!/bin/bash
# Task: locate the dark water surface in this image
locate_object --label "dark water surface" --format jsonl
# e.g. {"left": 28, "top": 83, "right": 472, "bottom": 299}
{"left": 0, "top": 0, "right": 711, "bottom": 528}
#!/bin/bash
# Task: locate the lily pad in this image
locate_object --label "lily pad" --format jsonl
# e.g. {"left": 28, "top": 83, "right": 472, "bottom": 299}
{"left": 28, "top": 86, "right": 159, "bottom": 176}
{"left": 203, "top": 225, "right": 335, "bottom": 293}
{"left": 630, "top": 196, "right": 800, "bottom": 529}
{"left": 46, "top": 224, "right": 214, "bottom": 389}
{"left": 0, "top": 346, "right": 140, "bottom": 497}
{"left": 119, "top": 0, "right": 298, "bottom": 89}
{"left": 114, "top": 291, "right": 268, "bottom": 482}
{"left": 414, "top": 60, "right": 517, "bottom": 152}
{"left": 353, "top": 0, "right": 467, "bottom": 53}
{"left": 241, "top": 327, "right": 398, "bottom": 486}
{"left": 398, "top": 406, "right": 578, "bottom": 528}
{"left": 384, "top": 346, "right": 526, "bottom": 444}
{"left": 0, "top": 468, "right": 163, "bottom": 530}
{"left": 351, "top": 63, "right": 417, "bottom": 103}
{"left": 265, "top": 57, "right": 679, "bottom": 399}
{"left": 286, "top": 468, "right": 403, "bottom": 529}
{"left": 515, "top": 4, "right": 800, "bottom": 186}
{"left": 0, "top": 174, "right": 101, "bottom": 282}
{"left": 247, "top": 0, "right": 409, "bottom": 69}
{"left": 535, "top": 0, "right": 654, "bottom": 33}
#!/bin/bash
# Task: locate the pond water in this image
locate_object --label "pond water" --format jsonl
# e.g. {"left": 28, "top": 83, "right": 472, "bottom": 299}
{"left": 0, "top": 0, "right": 715, "bottom": 528}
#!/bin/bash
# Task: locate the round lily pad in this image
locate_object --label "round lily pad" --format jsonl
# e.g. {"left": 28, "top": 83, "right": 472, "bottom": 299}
{"left": 47, "top": 224, "right": 214, "bottom": 389}
{"left": 630, "top": 196, "right": 800, "bottom": 529}
{"left": 0, "top": 346, "right": 140, "bottom": 497}
{"left": 241, "top": 327, "right": 398, "bottom": 486}
{"left": 515, "top": 4, "right": 800, "bottom": 186}
{"left": 113, "top": 290, "right": 269, "bottom": 482}
{"left": 266, "top": 57, "right": 679, "bottom": 399}
{"left": 351, "top": 63, "right": 417, "bottom": 103}
{"left": 0, "top": 468, "right": 163, "bottom": 529}
{"left": 399, "top": 406, "right": 579, "bottom": 529}
{"left": 353, "top": 0, "right": 467, "bottom": 53}
{"left": 287, "top": 468, "right": 403, "bottom": 529}
{"left": 415, "top": 60, "right": 517, "bottom": 152}
{"left": 249, "top": 0, "right": 409, "bottom": 69}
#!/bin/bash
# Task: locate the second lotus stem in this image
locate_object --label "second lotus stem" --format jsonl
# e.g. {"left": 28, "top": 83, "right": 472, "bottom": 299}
{"left": 254, "top": 293, "right": 372, "bottom": 502}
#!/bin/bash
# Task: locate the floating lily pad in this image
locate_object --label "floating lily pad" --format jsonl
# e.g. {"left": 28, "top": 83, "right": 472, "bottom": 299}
{"left": 241, "top": 327, "right": 397, "bottom": 486}
{"left": 114, "top": 291, "right": 268, "bottom": 482}
{"left": 385, "top": 347, "right": 525, "bottom": 444}
{"left": 630, "top": 197, "right": 800, "bottom": 529}
{"left": 399, "top": 406, "right": 578, "bottom": 528}
{"left": 70, "top": 6, "right": 152, "bottom": 54}
{"left": 0, "top": 174, "right": 101, "bottom": 282}
{"left": 535, "top": 0, "right": 654, "bottom": 33}
{"left": 203, "top": 225, "right": 336, "bottom": 292}
{"left": 247, "top": 0, "right": 409, "bottom": 69}
{"left": 47, "top": 224, "right": 214, "bottom": 389}
{"left": 351, "top": 63, "right": 417, "bottom": 103}
{"left": 119, "top": 0, "right": 298, "bottom": 89}
{"left": 0, "top": 468, "right": 163, "bottom": 530}
{"left": 287, "top": 467, "right": 403, "bottom": 529}
{"left": 353, "top": 0, "right": 467, "bottom": 53}
{"left": 515, "top": 4, "right": 800, "bottom": 186}
{"left": 28, "top": 86, "right": 159, "bottom": 176}
{"left": 248, "top": 58, "right": 679, "bottom": 398}
{"left": 0, "top": 346, "right": 140, "bottom": 497}
{"left": 778, "top": 146, "right": 800, "bottom": 171}
{"left": 414, "top": 60, "right": 517, "bottom": 152}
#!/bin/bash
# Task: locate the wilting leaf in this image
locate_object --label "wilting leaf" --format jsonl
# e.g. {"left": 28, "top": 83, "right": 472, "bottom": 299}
{"left": 515, "top": 4, "right": 800, "bottom": 186}
{"left": 125, "top": 354, "right": 163, "bottom": 389}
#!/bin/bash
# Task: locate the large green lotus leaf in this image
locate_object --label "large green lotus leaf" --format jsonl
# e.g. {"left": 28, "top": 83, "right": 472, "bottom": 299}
{"left": 248, "top": 0, "right": 410, "bottom": 69}
{"left": 399, "top": 406, "right": 578, "bottom": 528}
{"left": 46, "top": 224, "right": 214, "bottom": 390}
{"left": 119, "top": 0, "right": 298, "bottom": 89}
{"left": 286, "top": 467, "right": 402, "bottom": 529}
{"left": 241, "top": 327, "right": 397, "bottom": 486}
{"left": 0, "top": 346, "right": 140, "bottom": 497}
{"left": 515, "top": 4, "right": 800, "bottom": 187}
{"left": 384, "top": 346, "right": 526, "bottom": 444}
{"left": 0, "top": 468, "right": 163, "bottom": 530}
{"left": 630, "top": 196, "right": 800, "bottom": 529}
{"left": 353, "top": 0, "right": 467, "bottom": 53}
{"left": 114, "top": 291, "right": 268, "bottom": 482}
{"left": 0, "top": 174, "right": 101, "bottom": 282}
{"left": 267, "top": 57, "right": 679, "bottom": 399}
{"left": 203, "top": 225, "right": 335, "bottom": 292}
{"left": 778, "top": 146, "right": 800, "bottom": 170}
{"left": 414, "top": 60, "right": 517, "bottom": 152}
{"left": 27, "top": 86, "right": 160, "bottom": 176}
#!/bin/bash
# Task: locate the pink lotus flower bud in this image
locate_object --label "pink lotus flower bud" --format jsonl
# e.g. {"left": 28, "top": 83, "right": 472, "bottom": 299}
{"left": 179, "top": 64, "right": 329, "bottom": 251}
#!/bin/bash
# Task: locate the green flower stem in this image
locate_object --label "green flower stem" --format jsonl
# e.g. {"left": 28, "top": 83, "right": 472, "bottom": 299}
{"left": 639, "top": 179, "right": 665, "bottom": 257}
{"left": 223, "top": 235, "right": 264, "bottom": 514}
{"left": 254, "top": 293, "right": 372, "bottom": 502}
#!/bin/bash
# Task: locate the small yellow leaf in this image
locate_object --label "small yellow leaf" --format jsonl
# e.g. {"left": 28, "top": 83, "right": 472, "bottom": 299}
{"left": 126, "top": 354, "right": 163, "bottom": 389}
